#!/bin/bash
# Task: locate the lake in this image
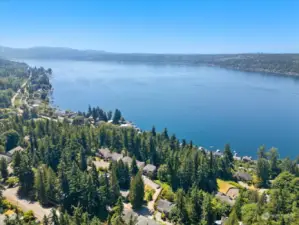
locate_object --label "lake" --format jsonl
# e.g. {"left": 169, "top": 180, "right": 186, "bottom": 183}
{"left": 22, "top": 59, "right": 299, "bottom": 158}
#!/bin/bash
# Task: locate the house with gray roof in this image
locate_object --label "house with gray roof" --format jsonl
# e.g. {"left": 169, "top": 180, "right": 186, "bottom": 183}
{"left": 111, "top": 152, "right": 123, "bottom": 161}
{"left": 233, "top": 171, "right": 252, "bottom": 182}
{"left": 122, "top": 156, "right": 133, "bottom": 165}
{"left": 122, "top": 156, "right": 145, "bottom": 168}
{"left": 215, "top": 192, "right": 235, "bottom": 206}
{"left": 0, "top": 154, "right": 12, "bottom": 163}
{"left": 143, "top": 164, "right": 157, "bottom": 178}
{"left": 137, "top": 160, "right": 145, "bottom": 168}
{"left": 156, "top": 199, "right": 175, "bottom": 215}
{"left": 97, "top": 148, "right": 112, "bottom": 161}
{"left": 7, "top": 146, "right": 24, "bottom": 157}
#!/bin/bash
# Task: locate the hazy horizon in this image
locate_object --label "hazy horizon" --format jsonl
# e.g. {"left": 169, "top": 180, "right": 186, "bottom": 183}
{"left": 0, "top": 0, "right": 298, "bottom": 54}
{"left": 1, "top": 45, "right": 299, "bottom": 55}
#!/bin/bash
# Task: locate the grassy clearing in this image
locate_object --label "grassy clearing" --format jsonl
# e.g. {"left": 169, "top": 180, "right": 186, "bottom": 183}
{"left": 217, "top": 179, "right": 236, "bottom": 193}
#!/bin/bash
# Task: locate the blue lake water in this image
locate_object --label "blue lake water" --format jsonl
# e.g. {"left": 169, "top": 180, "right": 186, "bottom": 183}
{"left": 22, "top": 59, "right": 299, "bottom": 158}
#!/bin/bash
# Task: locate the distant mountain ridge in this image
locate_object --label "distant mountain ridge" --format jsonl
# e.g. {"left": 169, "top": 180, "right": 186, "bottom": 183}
{"left": 1, "top": 46, "right": 299, "bottom": 76}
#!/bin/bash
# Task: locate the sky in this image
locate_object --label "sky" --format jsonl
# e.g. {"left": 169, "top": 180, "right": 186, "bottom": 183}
{"left": 0, "top": 0, "right": 298, "bottom": 54}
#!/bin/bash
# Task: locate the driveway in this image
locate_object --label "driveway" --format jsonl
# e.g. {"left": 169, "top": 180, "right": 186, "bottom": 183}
{"left": 3, "top": 187, "right": 52, "bottom": 221}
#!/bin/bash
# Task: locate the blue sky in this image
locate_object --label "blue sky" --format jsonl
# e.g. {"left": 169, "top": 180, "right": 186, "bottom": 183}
{"left": 0, "top": 0, "right": 298, "bottom": 53}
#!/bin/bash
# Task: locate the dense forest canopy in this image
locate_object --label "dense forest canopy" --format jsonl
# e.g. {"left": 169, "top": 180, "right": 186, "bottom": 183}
{"left": 1, "top": 46, "right": 299, "bottom": 76}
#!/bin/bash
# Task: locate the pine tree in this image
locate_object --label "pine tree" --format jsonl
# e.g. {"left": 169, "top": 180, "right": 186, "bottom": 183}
{"left": 0, "top": 157, "right": 8, "bottom": 180}
{"left": 256, "top": 158, "right": 270, "bottom": 187}
{"left": 112, "top": 109, "right": 122, "bottom": 124}
{"left": 130, "top": 171, "right": 144, "bottom": 209}
{"left": 130, "top": 156, "right": 139, "bottom": 176}
{"left": 189, "top": 187, "right": 203, "bottom": 224}
{"left": 79, "top": 149, "right": 87, "bottom": 171}
{"left": 110, "top": 166, "right": 120, "bottom": 205}
{"left": 201, "top": 194, "right": 214, "bottom": 225}
{"left": 172, "top": 189, "right": 188, "bottom": 224}
{"left": 35, "top": 168, "right": 47, "bottom": 205}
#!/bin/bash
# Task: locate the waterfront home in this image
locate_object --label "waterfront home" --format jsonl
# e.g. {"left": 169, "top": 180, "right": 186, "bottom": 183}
{"left": 233, "top": 153, "right": 241, "bottom": 161}
{"left": 242, "top": 156, "right": 252, "bottom": 162}
{"left": 233, "top": 171, "right": 252, "bottom": 182}
{"left": 156, "top": 199, "right": 174, "bottom": 216}
{"left": 143, "top": 164, "right": 157, "bottom": 178}
{"left": 7, "top": 146, "right": 24, "bottom": 157}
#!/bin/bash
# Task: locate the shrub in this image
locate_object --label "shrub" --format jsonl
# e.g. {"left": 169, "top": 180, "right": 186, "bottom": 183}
{"left": 6, "top": 177, "right": 19, "bottom": 188}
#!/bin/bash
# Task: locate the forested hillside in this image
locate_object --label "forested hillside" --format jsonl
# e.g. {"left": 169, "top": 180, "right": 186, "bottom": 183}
{"left": 0, "top": 59, "right": 28, "bottom": 108}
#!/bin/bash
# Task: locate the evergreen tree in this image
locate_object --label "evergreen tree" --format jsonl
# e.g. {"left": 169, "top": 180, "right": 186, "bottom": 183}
{"left": 35, "top": 167, "right": 47, "bottom": 205}
{"left": 0, "top": 157, "right": 8, "bottom": 180}
{"left": 189, "top": 187, "right": 203, "bottom": 224}
{"left": 171, "top": 189, "right": 188, "bottom": 224}
{"left": 130, "top": 156, "right": 139, "bottom": 176}
{"left": 79, "top": 149, "right": 87, "bottom": 171}
{"left": 130, "top": 171, "right": 144, "bottom": 209}
{"left": 3, "top": 129, "right": 19, "bottom": 151}
{"left": 269, "top": 147, "right": 280, "bottom": 178}
{"left": 110, "top": 166, "right": 120, "bottom": 205}
{"left": 201, "top": 194, "right": 214, "bottom": 225}
{"left": 256, "top": 158, "right": 270, "bottom": 187}
{"left": 112, "top": 109, "right": 122, "bottom": 124}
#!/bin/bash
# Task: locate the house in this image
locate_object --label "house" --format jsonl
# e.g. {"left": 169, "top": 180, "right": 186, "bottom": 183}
{"left": 242, "top": 156, "right": 252, "bottom": 162}
{"left": 156, "top": 199, "right": 175, "bottom": 216}
{"left": 122, "top": 209, "right": 159, "bottom": 225}
{"left": 111, "top": 152, "right": 123, "bottom": 161}
{"left": 136, "top": 160, "right": 145, "bottom": 168}
{"left": 143, "top": 164, "right": 157, "bottom": 178}
{"left": 7, "top": 146, "right": 24, "bottom": 157}
{"left": 213, "top": 150, "right": 223, "bottom": 157}
{"left": 97, "top": 148, "right": 112, "bottom": 161}
{"left": 233, "top": 171, "right": 252, "bottom": 182}
{"left": 122, "top": 156, "right": 133, "bottom": 165}
{"left": 122, "top": 156, "right": 145, "bottom": 168}
{"left": 0, "top": 154, "right": 12, "bottom": 163}
{"left": 226, "top": 187, "right": 239, "bottom": 200}
{"left": 136, "top": 216, "right": 160, "bottom": 225}
{"left": 215, "top": 192, "right": 235, "bottom": 206}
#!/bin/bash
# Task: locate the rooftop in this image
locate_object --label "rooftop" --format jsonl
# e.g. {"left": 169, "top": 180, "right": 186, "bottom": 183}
{"left": 233, "top": 171, "right": 252, "bottom": 181}
{"left": 143, "top": 164, "right": 157, "bottom": 173}
{"left": 7, "top": 146, "right": 24, "bottom": 156}
{"left": 156, "top": 199, "right": 174, "bottom": 214}
{"left": 215, "top": 192, "right": 235, "bottom": 206}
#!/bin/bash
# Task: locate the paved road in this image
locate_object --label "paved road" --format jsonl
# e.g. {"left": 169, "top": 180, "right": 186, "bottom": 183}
{"left": 3, "top": 187, "right": 52, "bottom": 221}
